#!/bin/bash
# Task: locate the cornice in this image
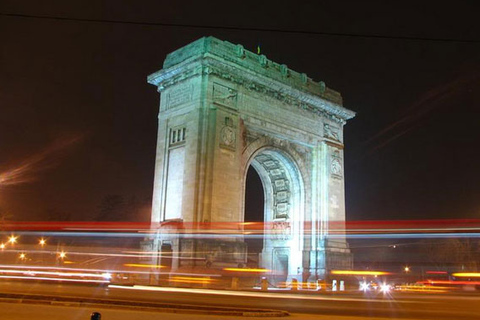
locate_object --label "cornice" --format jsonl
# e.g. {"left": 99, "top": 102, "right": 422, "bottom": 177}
{"left": 148, "top": 56, "right": 355, "bottom": 124}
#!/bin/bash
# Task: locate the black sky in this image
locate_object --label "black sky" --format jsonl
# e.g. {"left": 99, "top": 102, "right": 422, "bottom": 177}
{"left": 1, "top": 1, "right": 479, "bottom": 222}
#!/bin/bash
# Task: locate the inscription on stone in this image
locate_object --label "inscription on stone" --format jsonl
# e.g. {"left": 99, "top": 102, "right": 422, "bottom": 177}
{"left": 276, "top": 203, "right": 289, "bottom": 213}
{"left": 264, "top": 160, "right": 276, "bottom": 168}
{"left": 276, "top": 191, "right": 288, "bottom": 201}
{"left": 274, "top": 198, "right": 289, "bottom": 218}
{"left": 166, "top": 84, "right": 193, "bottom": 109}
{"left": 270, "top": 169, "right": 282, "bottom": 176}
{"left": 274, "top": 179, "right": 286, "bottom": 189}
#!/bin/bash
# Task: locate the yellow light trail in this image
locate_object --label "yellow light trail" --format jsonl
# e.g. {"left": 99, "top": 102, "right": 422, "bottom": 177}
{"left": 452, "top": 272, "right": 480, "bottom": 278}
{"left": 223, "top": 268, "right": 271, "bottom": 273}
{"left": 123, "top": 263, "right": 164, "bottom": 269}
{"left": 169, "top": 276, "right": 215, "bottom": 284}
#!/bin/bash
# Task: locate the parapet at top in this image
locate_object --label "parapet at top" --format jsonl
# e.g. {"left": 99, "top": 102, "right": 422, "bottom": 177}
{"left": 162, "top": 37, "right": 343, "bottom": 105}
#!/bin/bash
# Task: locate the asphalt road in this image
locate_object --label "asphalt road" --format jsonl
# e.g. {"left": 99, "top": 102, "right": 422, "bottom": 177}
{"left": 0, "top": 302, "right": 406, "bottom": 320}
{"left": 1, "top": 281, "right": 480, "bottom": 319}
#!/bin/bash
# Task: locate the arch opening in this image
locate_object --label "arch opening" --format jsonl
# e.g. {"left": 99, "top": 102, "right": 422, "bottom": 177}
{"left": 244, "top": 166, "right": 264, "bottom": 223}
{"left": 243, "top": 148, "right": 305, "bottom": 282}
{"left": 244, "top": 166, "right": 265, "bottom": 266}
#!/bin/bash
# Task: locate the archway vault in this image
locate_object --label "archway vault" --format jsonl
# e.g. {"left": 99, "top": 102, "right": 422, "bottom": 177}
{"left": 247, "top": 148, "right": 304, "bottom": 222}
{"left": 244, "top": 146, "right": 306, "bottom": 282}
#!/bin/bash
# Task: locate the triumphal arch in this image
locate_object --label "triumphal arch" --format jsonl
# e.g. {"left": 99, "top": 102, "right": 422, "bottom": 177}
{"left": 147, "top": 37, "right": 355, "bottom": 283}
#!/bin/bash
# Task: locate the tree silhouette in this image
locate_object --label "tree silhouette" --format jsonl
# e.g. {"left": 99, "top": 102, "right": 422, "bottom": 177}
{"left": 422, "top": 238, "right": 479, "bottom": 271}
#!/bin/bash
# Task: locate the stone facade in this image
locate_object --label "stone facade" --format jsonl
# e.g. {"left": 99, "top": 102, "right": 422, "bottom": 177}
{"left": 148, "top": 37, "right": 355, "bottom": 282}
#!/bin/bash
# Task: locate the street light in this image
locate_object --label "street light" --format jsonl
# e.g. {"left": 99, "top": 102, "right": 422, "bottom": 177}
{"left": 8, "top": 235, "right": 17, "bottom": 244}
{"left": 39, "top": 238, "right": 47, "bottom": 246}
{"left": 404, "top": 266, "right": 410, "bottom": 273}
{"left": 58, "top": 251, "right": 67, "bottom": 259}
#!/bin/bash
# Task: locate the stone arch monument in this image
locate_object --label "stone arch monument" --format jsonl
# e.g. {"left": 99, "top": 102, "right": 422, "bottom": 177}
{"left": 148, "top": 37, "right": 355, "bottom": 283}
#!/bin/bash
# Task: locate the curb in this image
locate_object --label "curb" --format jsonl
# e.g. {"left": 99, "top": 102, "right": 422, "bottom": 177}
{"left": 0, "top": 293, "right": 289, "bottom": 317}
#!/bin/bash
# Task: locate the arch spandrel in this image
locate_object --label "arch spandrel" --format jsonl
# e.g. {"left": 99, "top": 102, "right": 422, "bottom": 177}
{"left": 241, "top": 135, "right": 311, "bottom": 182}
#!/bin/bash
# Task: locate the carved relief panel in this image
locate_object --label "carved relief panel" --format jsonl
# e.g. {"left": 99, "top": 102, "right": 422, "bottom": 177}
{"left": 220, "top": 116, "right": 236, "bottom": 151}
{"left": 213, "top": 83, "right": 238, "bottom": 110}
{"left": 330, "top": 149, "right": 343, "bottom": 179}
{"left": 323, "top": 123, "right": 340, "bottom": 141}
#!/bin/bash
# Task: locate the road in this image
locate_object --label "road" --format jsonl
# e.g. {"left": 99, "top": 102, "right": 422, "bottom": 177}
{"left": 1, "top": 281, "right": 480, "bottom": 319}
{"left": 0, "top": 302, "right": 406, "bottom": 320}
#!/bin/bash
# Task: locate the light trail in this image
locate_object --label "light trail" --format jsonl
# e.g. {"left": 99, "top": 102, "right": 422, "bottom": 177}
{"left": 109, "top": 285, "right": 427, "bottom": 304}
{"left": 418, "top": 280, "right": 480, "bottom": 285}
{"left": 223, "top": 268, "right": 271, "bottom": 273}
{"left": 0, "top": 275, "right": 109, "bottom": 284}
{"left": 331, "top": 270, "right": 391, "bottom": 276}
{"left": 332, "top": 233, "right": 480, "bottom": 239}
{"left": 4, "top": 230, "right": 480, "bottom": 241}
{"left": 395, "top": 284, "right": 449, "bottom": 293}
{"left": 0, "top": 134, "right": 85, "bottom": 187}
{"left": 0, "top": 265, "right": 220, "bottom": 278}
{"left": 0, "top": 268, "right": 109, "bottom": 279}
{"left": 3, "top": 219, "right": 480, "bottom": 238}
{"left": 123, "top": 263, "right": 164, "bottom": 268}
{"left": 169, "top": 276, "right": 215, "bottom": 284}
{"left": 451, "top": 273, "right": 480, "bottom": 278}
{"left": 0, "top": 248, "right": 158, "bottom": 258}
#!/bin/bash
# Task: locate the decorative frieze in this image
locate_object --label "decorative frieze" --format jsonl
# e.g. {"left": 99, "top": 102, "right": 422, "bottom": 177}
{"left": 150, "top": 59, "right": 353, "bottom": 124}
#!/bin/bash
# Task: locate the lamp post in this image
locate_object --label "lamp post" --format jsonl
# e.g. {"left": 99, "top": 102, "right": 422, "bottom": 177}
{"left": 38, "top": 238, "right": 47, "bottom": 265}
{"left": 404, "top": 266, "right": 410, "bottom": 284}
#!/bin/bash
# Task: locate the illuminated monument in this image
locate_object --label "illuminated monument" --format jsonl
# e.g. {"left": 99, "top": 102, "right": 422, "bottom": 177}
{"left": 148, "top": 37, "right": 355, "bottom": 283}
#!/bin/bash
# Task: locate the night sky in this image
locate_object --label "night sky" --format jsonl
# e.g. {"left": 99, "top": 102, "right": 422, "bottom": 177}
{"left": 1, "top": 1, "right": 479, "bottom": 222}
